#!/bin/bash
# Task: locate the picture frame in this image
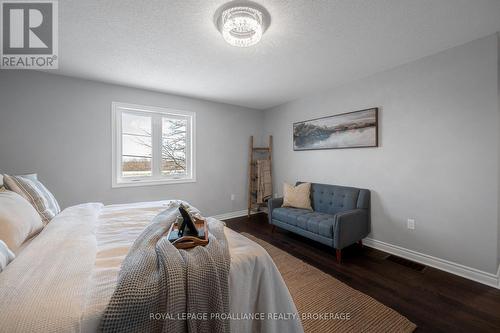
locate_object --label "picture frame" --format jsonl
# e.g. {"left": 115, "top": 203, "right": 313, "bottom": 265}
{"left": 293, "top": 108, "right": 378, "bottom": 150}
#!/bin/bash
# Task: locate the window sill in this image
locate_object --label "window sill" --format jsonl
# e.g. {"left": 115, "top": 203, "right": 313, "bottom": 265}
{"left": 112, "top": 177, "right": 196, "bottom": 188}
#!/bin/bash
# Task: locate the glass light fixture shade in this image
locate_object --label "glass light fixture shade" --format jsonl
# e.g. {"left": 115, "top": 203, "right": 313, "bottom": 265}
{"left": 221, "top": 7, "right": 263, "bottom": 47}
{"left": 215, "top": 2, "right": 270, "bottom": 48}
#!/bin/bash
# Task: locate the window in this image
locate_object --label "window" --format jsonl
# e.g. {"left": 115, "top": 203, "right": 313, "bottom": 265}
{"left": 112, "top": 102, "right": 195, "bottom": 187}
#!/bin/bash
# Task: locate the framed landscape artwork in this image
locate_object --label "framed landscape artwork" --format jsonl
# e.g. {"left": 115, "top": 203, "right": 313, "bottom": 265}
{"left": 293, "top": 108, "right": 378, "bottom": 150}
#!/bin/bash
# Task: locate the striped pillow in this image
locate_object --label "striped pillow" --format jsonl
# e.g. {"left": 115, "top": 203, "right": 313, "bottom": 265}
{"left": 3, "top": 175, "right": 59, "bottom": 224}
{"left": 20, "top": 174, "right": 61, "bottom": 215}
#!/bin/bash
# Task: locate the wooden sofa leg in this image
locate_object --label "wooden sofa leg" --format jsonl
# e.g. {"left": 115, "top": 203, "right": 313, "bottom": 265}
{"left": 336, "top": 249, "right": 342, "bottom": 264}
{"left": 271, "top": 225, "right": 276, "bottom": 234}
{"left": 358, "top": 240, "right": 363, "bottom": 247}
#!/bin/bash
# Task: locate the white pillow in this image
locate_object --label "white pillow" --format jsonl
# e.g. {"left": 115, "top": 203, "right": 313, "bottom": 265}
{"left": 0, "top": 190, "right": 44, "bottom": 253}
{"left": 0, "top": 240, "right": 15, "bottom": 273}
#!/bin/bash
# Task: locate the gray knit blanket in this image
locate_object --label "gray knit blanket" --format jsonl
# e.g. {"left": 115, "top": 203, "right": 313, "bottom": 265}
{"left": 100, "top": 203, "right": 231, "bottom": 333}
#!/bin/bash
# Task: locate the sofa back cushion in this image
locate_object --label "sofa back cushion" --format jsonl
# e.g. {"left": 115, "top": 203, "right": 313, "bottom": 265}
{"left": 298, "top": 182, "right": 370, "bottom": 215}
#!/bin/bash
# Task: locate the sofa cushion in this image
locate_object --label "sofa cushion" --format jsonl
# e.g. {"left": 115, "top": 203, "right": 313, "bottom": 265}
{"left": 310, "top": 183, "right": 360, "bottom": 215}
{"left": 272, "top": 207, "right": 310, "bottom": 227}
{"left": 272, "top": 207, "right": 336, "bottom": 238}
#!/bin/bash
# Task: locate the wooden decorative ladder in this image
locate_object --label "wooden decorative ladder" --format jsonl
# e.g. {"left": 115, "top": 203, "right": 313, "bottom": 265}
{"left": 247, "top": 135, "right": 273, "bottom": 217}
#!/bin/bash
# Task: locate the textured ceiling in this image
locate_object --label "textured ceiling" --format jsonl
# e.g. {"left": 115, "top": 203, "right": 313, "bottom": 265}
{"left": 55, "top": 0, "right": 500, "bottom": 109}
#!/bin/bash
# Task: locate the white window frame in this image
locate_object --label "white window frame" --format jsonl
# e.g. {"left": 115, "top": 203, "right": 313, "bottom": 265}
{"left": 112, "top": 102, "right": 196, "bottom": 188}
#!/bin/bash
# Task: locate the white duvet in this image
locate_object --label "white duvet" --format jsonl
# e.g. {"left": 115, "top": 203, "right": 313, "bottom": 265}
{"left": 0, "top": 201, "right": 303, "bottom": 333}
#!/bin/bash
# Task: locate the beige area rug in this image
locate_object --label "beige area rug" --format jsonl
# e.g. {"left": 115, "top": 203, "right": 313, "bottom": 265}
{"left": 242, "top": 233, "right": 417, "bottom": 333}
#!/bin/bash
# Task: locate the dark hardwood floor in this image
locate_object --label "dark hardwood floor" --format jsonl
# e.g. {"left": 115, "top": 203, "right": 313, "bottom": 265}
{"left": 225, "top": 213, "right": 500, "bottom": 333}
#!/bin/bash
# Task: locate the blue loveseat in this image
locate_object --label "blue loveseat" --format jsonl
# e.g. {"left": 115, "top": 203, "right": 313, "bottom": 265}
{"left": 268, "top": 182, "right": 371, "bottom": 263}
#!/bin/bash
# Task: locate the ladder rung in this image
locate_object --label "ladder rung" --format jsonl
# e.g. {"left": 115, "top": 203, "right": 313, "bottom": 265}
{"left": 253, "top": 147, "right": 269, "bottom": 151}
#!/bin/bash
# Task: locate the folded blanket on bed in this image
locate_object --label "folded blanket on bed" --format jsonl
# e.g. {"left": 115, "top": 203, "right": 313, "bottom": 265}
{"left": 100, "top": 203, "right": 231, "bottom": 333}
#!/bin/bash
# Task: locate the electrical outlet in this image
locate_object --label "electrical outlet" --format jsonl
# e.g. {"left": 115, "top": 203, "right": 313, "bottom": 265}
{"left": 407, "top": 218, "right": 416, "bottom": 230}
{"left": 230, "top": 194, "right": 235, "bottom": 201}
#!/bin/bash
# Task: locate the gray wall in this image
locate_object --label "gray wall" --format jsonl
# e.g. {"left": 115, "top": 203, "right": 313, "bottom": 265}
{"left": 263, "top": 35, "right": 500, "bottom": 274}
{"left": 498, "top": 33, "right": 500, "bottom": 269}
{"left": 0, "top": 71, "right": 264, "bottom": 217}
{"left": 1, "top": 35, "right": 499, "bottom": 275}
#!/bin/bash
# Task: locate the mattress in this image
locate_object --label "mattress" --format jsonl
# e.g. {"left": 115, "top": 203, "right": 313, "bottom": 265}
{"left": 0, "top": 201, "right": 303, "bottom": 333}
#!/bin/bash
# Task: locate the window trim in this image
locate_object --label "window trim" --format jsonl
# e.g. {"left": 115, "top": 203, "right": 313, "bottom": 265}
{"left": 111, "top": 102, "right": 196, "bottom": 188}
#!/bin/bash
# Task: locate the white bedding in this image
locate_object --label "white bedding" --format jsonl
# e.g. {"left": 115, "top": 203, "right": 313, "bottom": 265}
{"left": 0, "top": 201, "right": 303, "bottom": 333}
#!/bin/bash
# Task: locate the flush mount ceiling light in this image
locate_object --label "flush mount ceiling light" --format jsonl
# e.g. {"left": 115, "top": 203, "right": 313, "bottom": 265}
{"left": 214, "top": 1, "right": 270, "bottom": 47}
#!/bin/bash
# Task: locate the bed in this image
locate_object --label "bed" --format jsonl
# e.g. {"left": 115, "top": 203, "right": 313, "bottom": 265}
{"left": 0, "top": 200, "right": 304, "bottom": 333}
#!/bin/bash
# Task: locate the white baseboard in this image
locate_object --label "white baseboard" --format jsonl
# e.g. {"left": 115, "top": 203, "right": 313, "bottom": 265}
{"left": 497, "top": 265, "right": 500, "bottom": 288}
{"left": 363, "top": 238, "right": 500, "bottom": 289}
{"left": 210, "top": 210, "right": 250, "bottom": 221}
{"left": 497, "top": 265, "right": 500, "bottom": 289}
{"left": 211, "top": 209, "right": 265, "bottom": 221}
